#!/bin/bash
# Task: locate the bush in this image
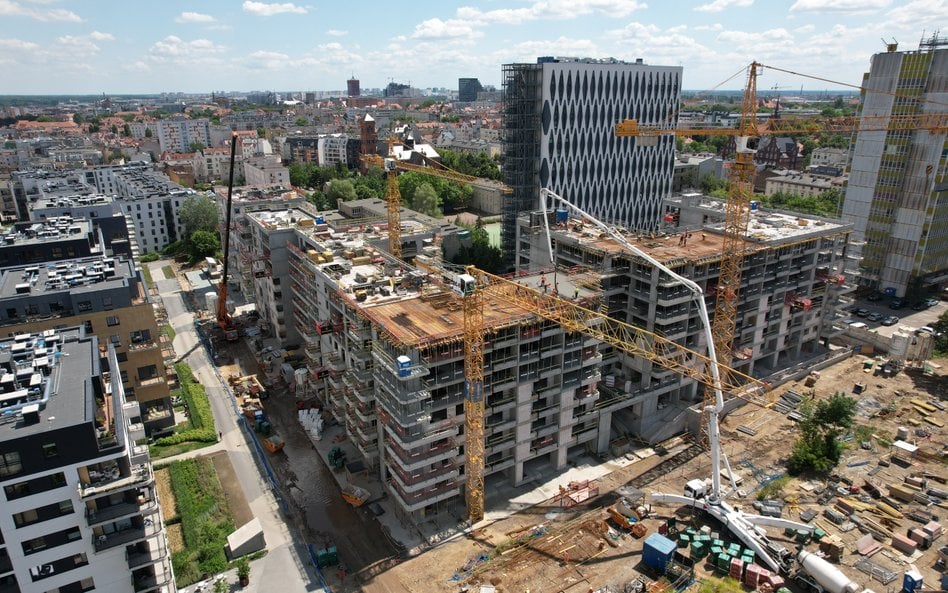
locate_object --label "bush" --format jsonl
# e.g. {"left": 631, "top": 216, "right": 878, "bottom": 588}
{"left": 154, "top": 364, "right": 216, "bottom": 447}
{"left": 141, "top": 253, "right": 160, "bottom": 263}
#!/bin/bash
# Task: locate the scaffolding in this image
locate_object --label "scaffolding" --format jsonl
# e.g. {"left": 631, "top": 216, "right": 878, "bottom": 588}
{"left": 501, "top": 63, "right": 543, "bottom": 266}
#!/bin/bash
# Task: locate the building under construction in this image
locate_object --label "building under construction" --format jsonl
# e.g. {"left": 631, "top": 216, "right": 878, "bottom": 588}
{"left": 216, "top": 189, "right": 857, "bottom": 521}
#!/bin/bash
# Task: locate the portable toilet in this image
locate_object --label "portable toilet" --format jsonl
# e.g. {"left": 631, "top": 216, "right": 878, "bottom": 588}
{"left": 396, "top": 355, "right": 412, "bottom": 377}
{"left": 902, "top": 568, "right": 923, "bottom": 593}
{"left": 555, "top": 207, "right": 569, "bottom": 223}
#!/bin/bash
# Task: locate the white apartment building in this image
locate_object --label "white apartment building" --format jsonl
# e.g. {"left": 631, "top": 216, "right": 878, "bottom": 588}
{"left": 156, "top": 118, "right": 210, "bottom": 153}
{"left": 244, "top": 157, "right": 290, "bottom": 188}
{"left": 316, "top": 136, "right": 348, "bottom": 167}
{"left": 0, "top": 329, "right": 174, "bottom": 593}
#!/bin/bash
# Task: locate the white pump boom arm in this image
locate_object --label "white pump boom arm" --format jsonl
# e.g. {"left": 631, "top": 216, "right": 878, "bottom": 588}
{"left": 539, "top": 188, "right": 732, "bottom": 499}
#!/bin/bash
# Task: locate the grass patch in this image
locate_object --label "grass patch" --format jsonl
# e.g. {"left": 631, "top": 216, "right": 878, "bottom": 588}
{"left": 756, "top": 475, "right": 791, "bottom": 501}
{"left": 142, "top": 265, "right": 153, "bottom": 287}
{"left": 168, "top": 457, "right": 235, "bottom": 585}
{"left": 151, "top": 439, "right": 215, "bottom": 460}
{"left": 699, "top": 576, "right": 745, "bottom": 593}
{"left": 162, "top": 265, "right": 175, "bottom": 279}
{"left": 162, "top": 324, "right": 176, "bottom": 341}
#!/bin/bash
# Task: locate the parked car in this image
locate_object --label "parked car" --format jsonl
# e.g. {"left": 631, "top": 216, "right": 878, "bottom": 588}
{"left": 882, "top": 315, "right": 900, "bottom": 326}
{"left": 925, "top": 297, "right": 939, "bottom": 307}
{"left": 918, "top": 326, "right": 942, "bottom": 337}
{"left": 889, "top": 298, "right": 906, "bottom": 309}
{"left": 866, "top": 312, "right": 884, "bottom": 322}
{"left": 855, "top": 308, "right": 870, "bottom": 317}
{"left": 866, "top": 292, "right": 883, "bottom": 302}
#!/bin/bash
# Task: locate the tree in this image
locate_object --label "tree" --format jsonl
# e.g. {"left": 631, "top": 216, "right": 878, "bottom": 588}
{"left": 189, "top": 142, "right": 206, "bottom": 152}
{"left": 188, "top": 230, "right": 220, "bottom": 260}
{"left": 179, "top": 195, "right": 219, "bottom": 237}
{"left": 122, "top": 124, "right": 131, "bottom": 137}
{"left": 449, "top": 222, "right": 503, "bottom": 274}
{"left": 325, "top": 179, "right": 357, "bottom": 206}
{"left": 294, "top": 117, "right": 308, "bottom": 126}
{"left": 144, "top": 128, "right": 152, "bottom": 137}
{"left": 411, "top": 182, "right": 442, "bottom": 217}
{"left": 110, "top": 124, "right": 118, "bottom": 134}
{"left": 787, "top": 392, "right": 856, "bottom": 475}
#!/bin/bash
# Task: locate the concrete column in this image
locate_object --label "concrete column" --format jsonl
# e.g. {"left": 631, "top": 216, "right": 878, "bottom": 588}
{"left": 596, "top": 410, "right": 612, "bottom": 454}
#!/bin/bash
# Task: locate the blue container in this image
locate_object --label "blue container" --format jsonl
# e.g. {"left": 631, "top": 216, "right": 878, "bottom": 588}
{"left": 315, "top": 215, "right": 325, "bottom": 224}
{"left": 643, "top": 533, "right": 676, "bottom": 572}
{"left": 750, "top": 200, "right": 759, "bottom": 211}
{"left": 885, "top": 287, "right": 897, "bottom": 296}
{"left": 555, "top": 208, "right": 569, "bottom": 223}
{"left": 396, "top": 355, "right": 412, "bottom": 377}
{"left": 902, "top": 569, "right": 923, "bottom": 593}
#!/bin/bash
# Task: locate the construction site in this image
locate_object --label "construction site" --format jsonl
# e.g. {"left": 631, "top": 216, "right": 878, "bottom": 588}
{"left": 191, "top": 58, "right": 948, "bottom": 593}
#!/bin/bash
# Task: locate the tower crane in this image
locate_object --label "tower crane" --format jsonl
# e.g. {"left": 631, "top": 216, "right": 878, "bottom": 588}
{"left": 217, "top": 133, "right": 239, "bottom": 342}
{"left": 616, "top": 61, "right": 948, "bottom": 444}
{"left": 361, "top": 148, "right": 510, "bottom": 259}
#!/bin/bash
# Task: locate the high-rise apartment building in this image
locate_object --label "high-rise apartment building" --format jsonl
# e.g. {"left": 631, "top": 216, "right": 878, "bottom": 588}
{"left": 842, "top": 36, "right": 948, "bottom": 296}
{"left": 155, "top": 118, "right": 211, "bottom": 154}
{"left": 501, "top": 57, "right": 681, "bottom": 268}
{"left": 457, "top": 78, "right": 483, "bottom": 102}
{"left": 0, "top": 329, "right": 174, "bottom": 593}
{"left": 347, "top": 78, "right": 360, "bottom": 98}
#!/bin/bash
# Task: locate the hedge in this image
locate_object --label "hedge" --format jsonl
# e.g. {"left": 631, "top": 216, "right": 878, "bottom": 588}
{"left": 154, "top": 363, "right": 217, "bottom": 447}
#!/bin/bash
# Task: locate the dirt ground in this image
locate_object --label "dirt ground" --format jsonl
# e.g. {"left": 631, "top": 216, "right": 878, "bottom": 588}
{"left": 380, "top": 351, "right": 947, "bottom": 593}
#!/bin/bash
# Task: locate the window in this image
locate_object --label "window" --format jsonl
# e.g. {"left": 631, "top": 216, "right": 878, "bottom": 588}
{"left": 42, "top": 443, "right": 58, "bottom": 458}
{"left": 137, "top": 365, "right": 158, "bottom": 380}
{"left": 116, "top": 352, "right": 128, "bottom": 363}
{"left": 0, "top": 451, "right": 22, "bottom": 477}
{"left": 120, "top": 371, "right": 128, "bottom": 384}
{"left": 57, "top": 500, "right": 73, "bottom": 515}
{"left": 49, "top": 472, "right": 66, "bottom": 487}
{"left": 5, "top": 308, "right": 16, "bottom": 318}
{"left": 110, "top": 335, "right": 121, "bottom": 346}
{"left": 83, "top": 320, "right": 93, "bottom": 333}
{"left": 22, "top": 537, "right": 45, "bottom": 554}
{"left": 130, "top": 329, "right": 151, "bottom": 343}
{"left": 77, "top": 301, "right": 92, "bottom": 312}
{"left": 106, "top": 316, "right": 119, "bottom": 327}
{"left": 13, "top": 508, "right": 38, "bottom": 527}
{"left": 102, "top": 297, "right": 112, "bottom": 309}
{"left": 4, "top": 481, "right": 29, "bottom": 499}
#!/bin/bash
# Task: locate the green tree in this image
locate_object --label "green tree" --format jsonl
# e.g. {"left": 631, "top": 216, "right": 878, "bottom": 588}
{"left": 189, "top": 142, "right": 206, "bottom": 152}
{"left": 122, "top": 124, "right": 131, "bottom": 137}
{"left": 110, "top": 124, "right": 118, "bottom": 134}
{"left": 411, "top": 182, "right": 442, "bottom": 217}
{"left": 294, "top": 117, "right": 308, "bottom": 126}
{"left": 109, "top": 150, "right": 124, "bottom": 162}
{"left": 144, "top": 128, "right": 152, "bottom": 137}
{"left": 931, "top": 309, "right": 948, "bottom": 356}
{"left": 179, "top": 195, "right": 219, "bottom": 237}
{"left": 326, "top": 179, "right": 357, "bottom": 205}
{"left": 37, "top": 115, "right": 54, "bottom": 122}
{"left": 788, "top": 393, "right": 857, "bottom": 475}
{"left": 449, "top": 222, "right": 503, "bottom": 274}
{"left": 188, "top": 230, "right": 220, "bottom": 260}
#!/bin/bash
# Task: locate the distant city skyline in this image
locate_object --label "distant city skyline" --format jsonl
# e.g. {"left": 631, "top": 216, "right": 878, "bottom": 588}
{"left": 0, "top": 0, "right": 940, "bottom": 95}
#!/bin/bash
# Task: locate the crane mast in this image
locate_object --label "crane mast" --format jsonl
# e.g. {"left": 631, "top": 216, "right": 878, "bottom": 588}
{"left": 217, "top": 133, "right": 239, "bottom": 342}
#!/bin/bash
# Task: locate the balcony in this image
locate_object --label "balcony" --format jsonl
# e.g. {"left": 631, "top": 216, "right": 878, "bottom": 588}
{"left": 86, "top": 496, "right": 158, "bottom": 526}
{"left": 93, "top": 518, "right": 160, "bottom": 552}
{"left": 132, "top": 566, "right": 173, "bottom": 592}
{"left": 79, "top": 464, "right": 153, "bottom": 499}
{"left": 127, "top": 546, "right": 168, "bottom": 571}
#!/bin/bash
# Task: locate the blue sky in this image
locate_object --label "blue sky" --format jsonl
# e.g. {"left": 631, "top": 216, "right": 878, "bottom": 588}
{"left": 0, "top": 0, "right": 941, "bottom": 95}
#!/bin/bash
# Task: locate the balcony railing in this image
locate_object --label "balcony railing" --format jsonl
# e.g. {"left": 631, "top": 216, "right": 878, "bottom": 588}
{"left": 79, "top": 465, "right": 153, "bottom": 499}
{"left": 87, "top": 497, "right": 158, "bottom": 526}
{"left": 93, "top": 519, "right": 160, "bottom": 552}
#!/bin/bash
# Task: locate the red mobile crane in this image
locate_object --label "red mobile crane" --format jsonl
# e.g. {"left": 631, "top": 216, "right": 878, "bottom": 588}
{"left": 217, "top": 134, "right": 239, "bottom": 341}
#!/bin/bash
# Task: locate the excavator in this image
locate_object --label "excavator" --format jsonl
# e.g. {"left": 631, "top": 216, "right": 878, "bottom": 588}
{"left": 216, "top": 133, "right": 239, "bottom": 342}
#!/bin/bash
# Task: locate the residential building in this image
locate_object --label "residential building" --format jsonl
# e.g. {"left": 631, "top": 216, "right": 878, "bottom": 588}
{"left": 502, "top": 57, "right": 681, "bottom": 268}
{"left": 0, "top": 328, "right": 175, "bottom": 593}
{"left": 0, "top": 251, "right": 173, "bottom": 435}
{"left": 841, "top": 37, "right": 948, "bottom": 295}
{"left": 764, "top": 170, "right": 847, "bottom": 199}
{"left": 156, "top": 118, "right": 211, "bottom": 153}
{"left": 316, "top": 135, "right": 349, "bottom": 167}
{"left": 458, "top": 78, "right": 483, "bottom": 102}
{"left": 347, "top": 78, "right": 360, "bottom": 98}
{"left": 243, "top": 156, "right": 290, "bottom": 188}
{"left": 720, "top": 136, "right": 802, "bottom": 169}
{"left": 809, "top": 147, "right": 849, "bottom": 170}
{"left": 192, "top": 147, "right": 234, "bottom": 184}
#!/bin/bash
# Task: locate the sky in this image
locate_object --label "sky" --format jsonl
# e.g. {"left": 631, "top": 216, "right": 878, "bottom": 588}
{"left": 0, "top": 0, "right": 942, "bottom": 95}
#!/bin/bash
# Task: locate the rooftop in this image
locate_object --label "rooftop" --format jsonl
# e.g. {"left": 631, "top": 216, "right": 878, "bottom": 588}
{"left": 0, "top": 328, "right": 96, "bottom": 441}
{"left": 0, "top": 217, "right": 94, "bottom": 247}
{"left": 30, "top": 193, "right": 115, "bottom": 211}
{"left": 0, "top": 254, "right": 138, "bottom": 301}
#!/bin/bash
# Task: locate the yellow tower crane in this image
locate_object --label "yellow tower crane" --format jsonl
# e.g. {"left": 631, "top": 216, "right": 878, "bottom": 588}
{"left": 361, "top": 149, "right": 509, "bottom": 260}
{"left": 616, "top": 61, "right": 948, "bottom": 444}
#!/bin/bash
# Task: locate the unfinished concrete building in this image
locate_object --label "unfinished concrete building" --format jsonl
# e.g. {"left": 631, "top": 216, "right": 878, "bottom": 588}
{"left": 516, "top": 205, "right": 855, "bottom": 442}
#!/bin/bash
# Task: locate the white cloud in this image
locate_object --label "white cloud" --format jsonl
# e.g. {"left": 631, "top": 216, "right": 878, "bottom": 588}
{"left": 242, "top": 1, "right": 307, "bottom": 16}
{"left": 717, "top": 27, "right": 794, "bottom": 52}
{"left": 149, "top": 36, "right": 227, "bottom": 64}
{"left": 886, "top": 0, "right": 948, "bottom": 29}
{"left": 790, "top": 0, "right": 890, "bottom": 12}
{"left": 694, "top": 0, "right": 753, "bottom": 13}
{"left": 0, "top": 0, "right": 82, "bottom": 21}
{"left": 693, "top": 23, "right": 724, "bottom": 31}
{"left": 606, "top": 21, "right": 710, "bottom": 64}
{"left": 411, "top": 18, "right": 483, "bottom": 40}
{"left": 123, "top": 61, "right": 150, "bottom": 73}
{"left": 456, "top": 0, "right": 646, "bottom": 25}
{"left": 0, "top": 37, "right": 38, "bottom": 50}
{"left": 793, "top": 24, "right": 815, "bottom": 33}
{"left": 175, "top": 11, "right": 216, "bottom": 24}
{"left": 57, "top": 31, "right": 114, "bottom": 52}
{"left": 326, "top": 29, "right": 348, "bottom": 37}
